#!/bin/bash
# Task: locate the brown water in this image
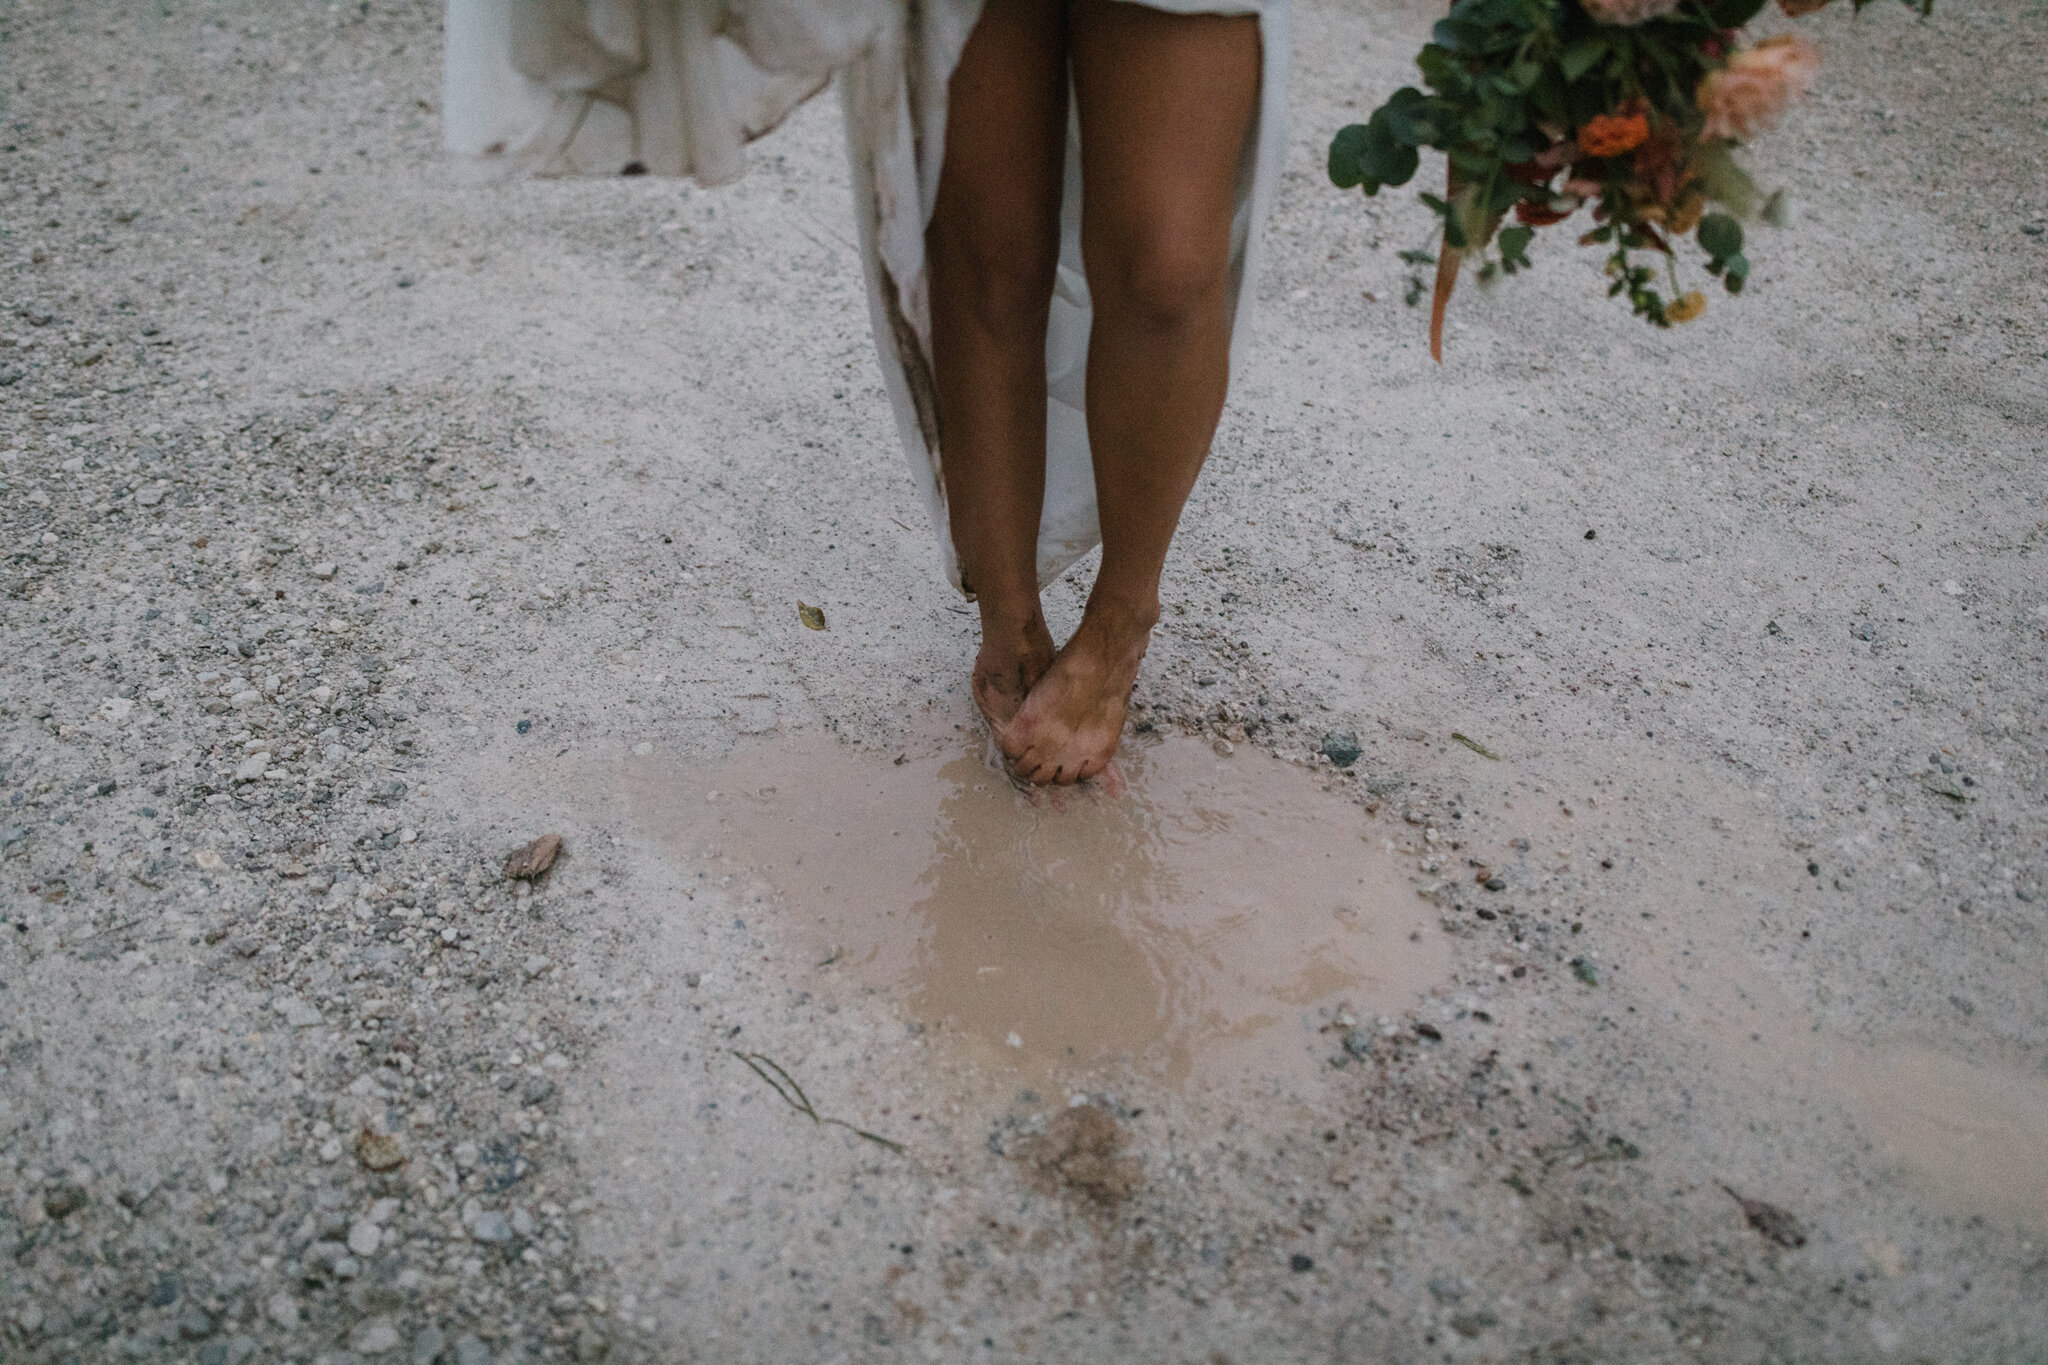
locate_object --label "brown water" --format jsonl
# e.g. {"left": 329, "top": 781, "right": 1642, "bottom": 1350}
{"left": 623, "top": 730, "right": 1446, "bottom": 1086}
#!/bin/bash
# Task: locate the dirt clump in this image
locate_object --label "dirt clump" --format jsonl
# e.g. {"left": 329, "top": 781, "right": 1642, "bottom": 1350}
{"left": 1019, "top": 1105, "right": 1144, "bottom": 1207}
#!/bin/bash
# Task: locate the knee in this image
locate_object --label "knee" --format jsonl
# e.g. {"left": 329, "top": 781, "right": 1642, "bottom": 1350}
{"left": 1085, "top": 222, "right": 1232, "bottom": 333}
{"left": 927, "top": 212, "right": 1059, "bottom": 334}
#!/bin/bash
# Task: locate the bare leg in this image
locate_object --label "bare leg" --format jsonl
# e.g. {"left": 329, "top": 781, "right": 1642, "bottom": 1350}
{"left": 925, "top": 0, "right": 1069, "bottom": 728}
{"left": 1001, "top": 0, "right": 1261, "bottom": 784}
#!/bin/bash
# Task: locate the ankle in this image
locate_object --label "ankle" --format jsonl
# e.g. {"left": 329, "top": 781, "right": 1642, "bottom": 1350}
{"left": 1079, "top": 593, "right": 1160, "bottom": 641}
{"left": 978, "top": 599, "right": 1049, "bottom": 648}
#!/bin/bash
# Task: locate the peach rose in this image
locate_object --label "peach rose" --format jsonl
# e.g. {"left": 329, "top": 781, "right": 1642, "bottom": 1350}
{"left": 1697, "top": 34, "right": 1821, "bottom": 142}
{"left": 1581, "top": 0, "right": 1683, "bottom": 24}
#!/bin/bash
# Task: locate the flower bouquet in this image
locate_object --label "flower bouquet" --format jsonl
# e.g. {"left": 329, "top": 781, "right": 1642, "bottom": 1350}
{"left": 1329, "top": 0, "right": 1930, "bottom": 358}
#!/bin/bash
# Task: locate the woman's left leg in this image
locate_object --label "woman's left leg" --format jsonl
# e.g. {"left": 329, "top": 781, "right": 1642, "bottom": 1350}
{"left": 1000, "top": 0, "right": 1262, "bottom": 784}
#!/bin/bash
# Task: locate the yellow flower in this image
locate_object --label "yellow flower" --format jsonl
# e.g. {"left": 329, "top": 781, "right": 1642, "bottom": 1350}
{"left": 1666, "top": 290, "right": 1707, "bottom": 324}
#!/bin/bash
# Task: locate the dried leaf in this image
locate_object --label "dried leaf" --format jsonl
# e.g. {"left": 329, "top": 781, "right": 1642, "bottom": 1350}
{"left": 1723, "top": 1185, "right": 1806, "bottom": 1247}
{"left": 504, "top": 833, "right": 563, "bottom": 881}
{"left": 797, "top": 601, "right": 827, "bottom": 631}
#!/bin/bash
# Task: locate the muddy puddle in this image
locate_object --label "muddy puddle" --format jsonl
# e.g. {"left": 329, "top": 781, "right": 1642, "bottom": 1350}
{"left": 620, "top": 729, "right": 1446, "bottom": 1086}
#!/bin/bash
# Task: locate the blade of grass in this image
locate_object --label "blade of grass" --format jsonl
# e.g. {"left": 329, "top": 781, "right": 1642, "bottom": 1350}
{"left": 1451, "top": 731, "right": 1500, "bottom": 760}
{"left": 730, "top": 1051, "right": 904, "bottom": 1155}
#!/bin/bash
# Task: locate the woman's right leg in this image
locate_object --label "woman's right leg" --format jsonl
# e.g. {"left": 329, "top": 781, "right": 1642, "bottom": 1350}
{"left": 925, "top": 0, "right": 1070, "bottom": 728}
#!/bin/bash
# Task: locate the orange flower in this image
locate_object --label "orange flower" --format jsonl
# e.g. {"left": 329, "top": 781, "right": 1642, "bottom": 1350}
{"left": 1666, "top": 290, "right": 1707, "bottom": 323}
{"left": 1697, "top": 34, "right": 1821, "bottom": 142}
{"left": 1578, "top": 108, "right": 1651, "bottom": 158}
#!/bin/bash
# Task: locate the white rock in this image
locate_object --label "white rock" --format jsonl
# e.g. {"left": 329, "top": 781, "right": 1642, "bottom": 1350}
{"left": 322, "top": 743, "right": 348, "bottom": 763}
{"left": 193, "top": 849, "right": 225, "bottom": 871}
{"left": 307, "top": 684, "right": 334, "bottom": 705}
{"left": 347, "top": 1219, "right": 382, "bottom": 1257}
{"left": 99, "top": 696, "right": 134, "bottom": 722}
{"left": 233, "top": 752, "right": 270, "bottom": 782}
{"left": 369, "top": 1196, "right": 402, "bottom": 1225}
{"left": 311, "top": 562, "right": 337, "bottom": 580}
{"left": 230, "top": 689, "right": 261, "bottom": 709}
{"left": 353, "top": 1319, "right": 402, "bottom": 1355}
{"left": 1942, "top": 580, "right": 1965, "bottom": 596}
{"left": 265, "top": 1293, "right": 300, "bottom": 1331}
{"left": 522, "top": 955, "right": 551, "bottom": 979}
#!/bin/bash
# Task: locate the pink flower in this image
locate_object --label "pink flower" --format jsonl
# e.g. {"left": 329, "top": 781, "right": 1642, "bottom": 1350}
{"left": 1697, "top": 34, "right": 1822, "bottom": 142}
{"left": 1580, "top": 0, "right": 1684, "bottom": 24}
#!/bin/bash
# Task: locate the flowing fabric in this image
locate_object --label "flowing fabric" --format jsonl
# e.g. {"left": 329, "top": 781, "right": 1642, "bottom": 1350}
{"left": 444, "top": 0, "right": 1289, "bottom": 593}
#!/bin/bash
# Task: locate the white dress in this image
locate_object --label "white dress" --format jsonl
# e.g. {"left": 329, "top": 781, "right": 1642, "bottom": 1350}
{"left": 443, "top": 0, "right": 1289, "bottom": 593}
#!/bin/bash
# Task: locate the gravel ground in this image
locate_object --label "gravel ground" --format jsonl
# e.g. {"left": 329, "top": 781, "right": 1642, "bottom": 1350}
{"left": 1, "top": 0, "right": 2045, "bottom": 1362}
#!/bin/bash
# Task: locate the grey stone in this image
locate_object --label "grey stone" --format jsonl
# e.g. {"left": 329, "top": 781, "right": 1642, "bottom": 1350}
{"left": 347, "top": 1218, "right": 382, "bottom": 1257}
{"left": 178, "top": 1305, "right": 215, "bottom": 1340}
{"left": 471, "top": 1209, "right": 513, "bottom": 1242}
{"left": 1319, "top": 731, "right": 1363, "bottom": 768}
{"left": 410, "top": 1326, "right": 448, "bottom": 1365}
{"left": 452, "top": 1333, "right": 494, "bottom": 1365}
{"left": 352, "top": 1317, "right": 403, "bottom": 1355}
{"left": 265, "top": 1291, "right": 301, "bottom": 1331}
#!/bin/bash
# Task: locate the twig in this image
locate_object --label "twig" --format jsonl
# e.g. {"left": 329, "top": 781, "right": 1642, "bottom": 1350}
{"left": 730, "top": 1051, "right": 904, "bottom": 1154}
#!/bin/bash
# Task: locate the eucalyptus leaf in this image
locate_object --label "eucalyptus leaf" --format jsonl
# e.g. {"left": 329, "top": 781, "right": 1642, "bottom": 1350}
{"left": 1560, "top": 36, "right": 1608, "bottom": 82}
{"left": 1696, "top": 213, "right": 1743, "bottom": 261}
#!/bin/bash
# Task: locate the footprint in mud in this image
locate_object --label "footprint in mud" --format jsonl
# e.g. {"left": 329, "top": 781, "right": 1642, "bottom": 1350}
{"left": 626, "top": 728, "right": 1446, "bottom": 1087}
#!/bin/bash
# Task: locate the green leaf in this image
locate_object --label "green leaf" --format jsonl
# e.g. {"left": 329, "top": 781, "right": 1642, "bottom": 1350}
{"left": 1397, "top": 248, "right": 1441, "bottom": 266}
{"left": 1696, "top": 213, "right": 1743, "bottom": 261}
{"left": 1417, "top": 47, "right": 1471, "bottom": 97}
{"left": 1384, "top": 103, "right": 1440, "bottom": 148}
{"left": 1498, "top": 225, "right": 1534, "bottom": 272}
{"left": 1560, "top": 36, "right": 1609, "bottom": 82}
{"left": 1328, "top": 124, "right": 1371, "bottom": 189}
{"left": 1328, "top": 115, "right": 1419, "bottom": 192}
{"left": 1722, "top": 253, "right": 1749, "bottom": 293}
{"left": 1708, "top": 0, "right": 1769, "bottom": 26}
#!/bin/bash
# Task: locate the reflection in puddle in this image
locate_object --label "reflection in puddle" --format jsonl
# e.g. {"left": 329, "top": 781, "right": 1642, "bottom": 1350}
{"left": 627, "top": 731, "right": 1444, "bottom": 1085}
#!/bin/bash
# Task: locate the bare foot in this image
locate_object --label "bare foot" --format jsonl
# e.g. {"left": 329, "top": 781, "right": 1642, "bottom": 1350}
{"left": 1001, "top": 602, "right": 1154, "bottom": 785}
{"left": 972, "top": 609, "right": 1056, "bottom": 732}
